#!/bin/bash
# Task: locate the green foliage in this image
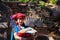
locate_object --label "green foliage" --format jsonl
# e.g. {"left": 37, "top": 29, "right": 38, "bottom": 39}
{"left": 29, "top": 0, "right": 38, "bottom": 3}
{"left": 39, "top": 1, "right": 45, "bottom": 6}
{"left": 18, "top": 0, "right": 29, "bottom": 3}
{"left": 9, "top": 0, "right": 38, "bottom": 3}
{"left": 50, "top": 0, "right": 57, "bottom": 4}
{"left": 9, "top": 0, "right": 13, "bottom": 1}
{"left": 39, "top": 1, "right": 45, "bottom": 10}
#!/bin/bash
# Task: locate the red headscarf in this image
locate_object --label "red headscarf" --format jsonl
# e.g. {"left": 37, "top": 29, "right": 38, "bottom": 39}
{"left": 12, "top": 13, "right": 26, "bottom": 20}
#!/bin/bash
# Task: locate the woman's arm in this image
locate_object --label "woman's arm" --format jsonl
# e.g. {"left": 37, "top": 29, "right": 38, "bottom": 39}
{"left": 14, "top": 32, "right": 22, "bottom": 40}
{"left": 18, "top": 29, "right": 28, "bottom": 33}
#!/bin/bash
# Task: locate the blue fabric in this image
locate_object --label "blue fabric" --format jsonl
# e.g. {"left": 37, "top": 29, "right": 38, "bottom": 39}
{"left": 10, "top": 25, "right": 16, "bottom": 40}
{"left": 10, "top": 25, "right": 25, "bottom": 40}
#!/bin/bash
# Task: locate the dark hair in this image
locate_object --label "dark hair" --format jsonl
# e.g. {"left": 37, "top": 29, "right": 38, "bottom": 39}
{"left": 22, "top": 23, "right": 28, "bottom": 28}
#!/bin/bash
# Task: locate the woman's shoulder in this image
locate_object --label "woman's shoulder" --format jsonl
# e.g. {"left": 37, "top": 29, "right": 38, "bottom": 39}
{"left": 12, "top": 25, "right": 18, "bottom": 30}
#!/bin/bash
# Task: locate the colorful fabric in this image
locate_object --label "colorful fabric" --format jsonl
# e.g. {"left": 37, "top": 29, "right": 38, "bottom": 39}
{"left": 10, "top": 25, "right": 26, "bottom": 40}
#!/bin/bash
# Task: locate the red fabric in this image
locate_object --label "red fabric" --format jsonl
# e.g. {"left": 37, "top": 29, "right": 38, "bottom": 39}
{"left": 17, "top": 32, "right": 31, "bottom": 37}
{"left": 17, "top": 33, "right": 24, "bottom": 37}
{"left": 12, "top": 14, "right": 17, "bottom": 19}
{"left": 12, "top": 13, "right": 26, "bottom": 19}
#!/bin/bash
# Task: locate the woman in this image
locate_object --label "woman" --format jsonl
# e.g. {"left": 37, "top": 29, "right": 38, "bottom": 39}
{"left": 10, "top": 13, "right": 30, "bottom": 40}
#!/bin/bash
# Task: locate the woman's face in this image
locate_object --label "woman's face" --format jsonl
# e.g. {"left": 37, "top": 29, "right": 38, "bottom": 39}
{"left": 17, "top": 18, "right": 25, "bottom": 25}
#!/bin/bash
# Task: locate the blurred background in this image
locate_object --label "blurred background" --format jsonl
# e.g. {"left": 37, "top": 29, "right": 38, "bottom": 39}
{"left": 0, "top": 0, "right": 60, "bottom": 40}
